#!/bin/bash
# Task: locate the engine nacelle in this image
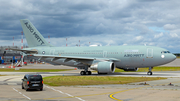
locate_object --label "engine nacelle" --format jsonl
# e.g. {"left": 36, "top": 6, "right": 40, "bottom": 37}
{"left": 90, "top": 62, "right": 115, "bottom": 73}
{"left": 123, "top": 67, "right": 138, "bottom": 71}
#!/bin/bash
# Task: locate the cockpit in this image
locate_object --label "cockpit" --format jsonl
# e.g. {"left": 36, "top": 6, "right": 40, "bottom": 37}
{"left": 161, "top": 51, "right": 171, "bottom": 54}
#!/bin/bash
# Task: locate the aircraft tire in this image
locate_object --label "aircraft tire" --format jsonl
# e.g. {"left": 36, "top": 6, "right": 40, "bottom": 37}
{"left": 86, "top": 71, "right": 92, "bottom": 75}
{"left": 88, "top": 71, "right": 92, "bottom": 75}
{"left": 80, "top": 71, "right": 86, "bottom": 75}
{"left": 147, "top": 71, "right": 152, "bottom": 75}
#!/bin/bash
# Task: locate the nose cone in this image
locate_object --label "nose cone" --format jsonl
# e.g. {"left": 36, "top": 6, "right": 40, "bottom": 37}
{"left": 171, "top": 54, "right": 176, "bottom": 61}
{"left": 167, "top": 54, "right": 176, "bottom": 63}
{"left": 160, "top": 54, "right": 176, "bottom": 65}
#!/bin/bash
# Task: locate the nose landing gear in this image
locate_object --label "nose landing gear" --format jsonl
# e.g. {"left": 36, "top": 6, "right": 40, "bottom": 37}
{"left": 147, "top": 71, "right": 152, "bottom": 75}
{"left": 147, "top": 67, "right": 153, "bottom": 75}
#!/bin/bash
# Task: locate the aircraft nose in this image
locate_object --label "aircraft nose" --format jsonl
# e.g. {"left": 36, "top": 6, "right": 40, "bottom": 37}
{"left": 170, "top": 54, "right": 176, "bottom": 61}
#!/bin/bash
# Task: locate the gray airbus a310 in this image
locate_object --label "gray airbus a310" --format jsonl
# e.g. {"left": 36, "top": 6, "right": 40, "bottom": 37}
{"left": 13, "top": 19, "right": 176, "bottom": 75}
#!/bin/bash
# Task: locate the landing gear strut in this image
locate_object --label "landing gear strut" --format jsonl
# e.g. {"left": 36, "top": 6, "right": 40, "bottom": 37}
{"left": 80, "top": 67, "right": 92, "bottom": 75}
{"left": 147, "top": 67, "right": 153, "bottom": 75}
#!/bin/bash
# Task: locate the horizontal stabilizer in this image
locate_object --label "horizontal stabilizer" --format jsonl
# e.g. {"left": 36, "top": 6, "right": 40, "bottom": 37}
{"left": 10, "top": 48, "right": 38, "bottom": 54}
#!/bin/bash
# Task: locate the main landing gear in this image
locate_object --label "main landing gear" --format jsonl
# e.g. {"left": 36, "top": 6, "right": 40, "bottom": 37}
{"left": 80, "top": 67, "right": 92, "bottom": 75}
{"left": 80, "top": 71, "right": 92, "bottom": 75}
{"left": 147, "top": 67, "right": 153, "bottom": 75}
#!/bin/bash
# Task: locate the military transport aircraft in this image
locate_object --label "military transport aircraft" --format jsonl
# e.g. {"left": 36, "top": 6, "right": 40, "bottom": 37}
{"left": 13, "top": 19, "right": 176, "bottom": 75}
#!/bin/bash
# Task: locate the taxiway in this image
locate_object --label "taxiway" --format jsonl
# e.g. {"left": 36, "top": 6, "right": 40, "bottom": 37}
{"left": 0, "top": 59, "right": 180, "bottom": 101}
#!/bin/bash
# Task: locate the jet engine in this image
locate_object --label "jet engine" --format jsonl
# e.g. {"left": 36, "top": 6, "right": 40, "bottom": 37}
{"left": 123, "top": 67, "right": 138, "bottom": 71}
{"left": 90, "top": 62, "right": 115, "bottom": 73}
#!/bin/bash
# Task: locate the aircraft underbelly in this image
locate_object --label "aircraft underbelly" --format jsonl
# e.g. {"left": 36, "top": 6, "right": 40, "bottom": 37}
{"left": 130, "top": 57, "right": 141, "bottom": 66}
{"left": 118, "top": 57, "right": 143, "bottom": 67}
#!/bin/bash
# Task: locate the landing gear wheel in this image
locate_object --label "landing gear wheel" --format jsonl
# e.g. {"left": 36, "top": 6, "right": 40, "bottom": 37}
{"left": 80, "top": 71, "right": 92, "bottom": 75}
{"left": 88, "top": 71, "right": 92, "bottom": 75}
{"left": 80, "top": 71, "right": 86, "bottom": 75}
{"left": 147, "top": 71, "right": 152, "bottom": 75}
{"left": 86, "top": 71, "right": 92, "bottom": 75}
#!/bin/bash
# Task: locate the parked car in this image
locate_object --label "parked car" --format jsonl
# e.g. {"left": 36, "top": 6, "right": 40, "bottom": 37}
{"left": 22, "top": 74, "right": 43, "bottom": 91}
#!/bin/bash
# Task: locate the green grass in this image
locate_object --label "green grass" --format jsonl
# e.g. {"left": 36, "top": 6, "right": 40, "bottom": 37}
{"left": 115, "top": 67, "right": 180, "bottom": 72}
{"left": 176, "top": 56, "right": 180, "bottom": 58}
{"left": 43, "top": 76, "right": 166, "bottom": 86}
{"left": 0, "top": 68, "right": 73, "bottom": 72}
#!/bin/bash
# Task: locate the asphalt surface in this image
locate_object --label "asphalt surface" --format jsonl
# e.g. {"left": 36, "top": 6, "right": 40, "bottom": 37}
{"left": 0, "top": 59, "right": 180, "bottom": 101}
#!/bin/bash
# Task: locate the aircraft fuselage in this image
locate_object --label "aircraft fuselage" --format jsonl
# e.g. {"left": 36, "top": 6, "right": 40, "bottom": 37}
{"left": 27, "top": 45, "right": 176, "bottom": 69}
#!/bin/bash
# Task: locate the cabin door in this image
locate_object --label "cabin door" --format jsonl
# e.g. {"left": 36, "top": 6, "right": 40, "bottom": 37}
{"left": 103, "top": 51, "right": 107, "bottom": 58}
{"left": 147, "top": 48, "right": 153, "bottom": 58}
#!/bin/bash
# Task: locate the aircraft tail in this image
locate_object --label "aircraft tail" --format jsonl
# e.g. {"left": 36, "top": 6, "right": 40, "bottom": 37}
{"left": 20, "top": 19, "right": 53, "bottom": 47}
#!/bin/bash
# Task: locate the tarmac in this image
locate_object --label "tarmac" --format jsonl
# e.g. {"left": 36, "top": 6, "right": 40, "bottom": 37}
{"left": 0, "top": 59, "right": 180, "bottom": 101}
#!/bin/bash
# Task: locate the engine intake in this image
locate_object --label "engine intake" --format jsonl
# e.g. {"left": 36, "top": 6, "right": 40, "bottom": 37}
{"left": 90, "top": 62, "right": 115, "bottom": 73}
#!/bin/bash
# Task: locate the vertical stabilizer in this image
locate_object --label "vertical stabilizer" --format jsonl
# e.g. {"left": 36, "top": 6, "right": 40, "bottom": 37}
{"left": 20, "top": 19, "right": 52, "bottom": 47}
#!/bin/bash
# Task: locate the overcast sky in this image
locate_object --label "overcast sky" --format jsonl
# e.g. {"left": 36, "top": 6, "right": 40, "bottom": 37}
{"left": 0, "top": 0, "right": 180, "bottom": 53}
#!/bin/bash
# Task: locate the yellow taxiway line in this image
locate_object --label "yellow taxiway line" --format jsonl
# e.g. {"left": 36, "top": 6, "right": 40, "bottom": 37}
{"left": 109, "top": 86, "right": 148, "bottom": 101}
{"left": 109, "top": 80, "right": 180, "bottom": 101}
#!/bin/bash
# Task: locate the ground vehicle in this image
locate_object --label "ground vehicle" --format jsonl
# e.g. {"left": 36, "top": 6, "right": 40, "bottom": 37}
{"left": 22, "top": 74, "right": 43, "bottom": 91}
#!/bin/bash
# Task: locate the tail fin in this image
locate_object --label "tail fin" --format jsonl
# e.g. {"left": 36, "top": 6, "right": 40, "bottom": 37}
{"left": 20, "top": 19, "right": 53, "bottom": 47}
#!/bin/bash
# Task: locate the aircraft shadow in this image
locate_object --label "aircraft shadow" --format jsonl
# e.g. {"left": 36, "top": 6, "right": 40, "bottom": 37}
{"left": 91, "top": 72, "right": 171, "bottom": 76}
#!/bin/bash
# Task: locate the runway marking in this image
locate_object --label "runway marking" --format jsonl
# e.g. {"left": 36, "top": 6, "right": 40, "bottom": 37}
{"left": 12, "top": 88, "right": 31, "bottom": 100}
{"left": 43, "top": 85, "right": 115, "bottom": 99}
{"left": 44, "top": 91, "right": 114, "bottom": 99}
{"left": 45, "top": 85, "right": 85, "bottom": 101}
{"left": 109, "top": 79, "right": 180, "bottom": 101}
{"left": 4, "top": 78, "right": 14, "bottom": 82}
{"left": 109, "top": 86, "right": 148, "bottom": 101}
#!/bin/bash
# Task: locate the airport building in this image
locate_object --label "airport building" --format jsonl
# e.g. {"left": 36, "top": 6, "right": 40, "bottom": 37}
{"left": 0, "top": 46, "right": 29, "bottom": 64}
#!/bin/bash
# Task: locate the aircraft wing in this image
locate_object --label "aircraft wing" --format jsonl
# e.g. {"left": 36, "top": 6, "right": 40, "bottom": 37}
{"left": 32, "top": 54, "right": 121, "bottom": 65}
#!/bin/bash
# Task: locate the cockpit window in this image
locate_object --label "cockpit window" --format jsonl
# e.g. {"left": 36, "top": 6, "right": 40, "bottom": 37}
{"left": 161, "top": 51, "right": 171, "bottom": 54}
